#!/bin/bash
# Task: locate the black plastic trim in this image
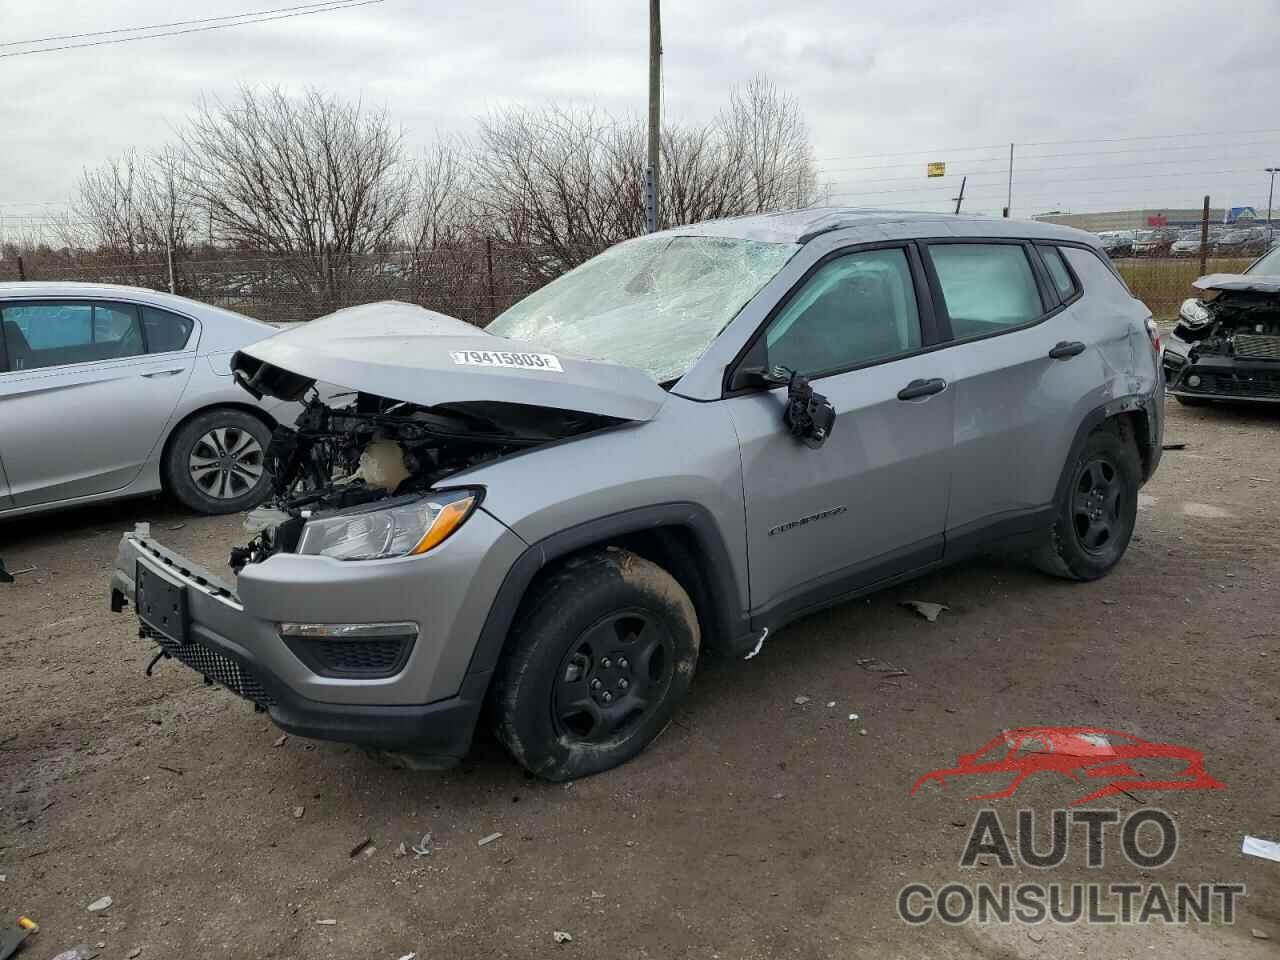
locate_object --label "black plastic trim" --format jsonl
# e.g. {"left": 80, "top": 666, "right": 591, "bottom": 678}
{"left": 466, "top": 502, "right": 751, "bottom": 677}
{"left": 280, "top": 631, "right": 418, "bottom": 680}
{"left": 749, "top": 535, "right": 943, "bottom": 634}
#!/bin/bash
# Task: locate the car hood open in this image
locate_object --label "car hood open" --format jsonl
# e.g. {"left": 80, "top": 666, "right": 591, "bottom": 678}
{"left": 231, "top": 301, "right": 670, "bottom": 421}
{"left": 1193, "top": 274, "right": 1280, "bottom": 295}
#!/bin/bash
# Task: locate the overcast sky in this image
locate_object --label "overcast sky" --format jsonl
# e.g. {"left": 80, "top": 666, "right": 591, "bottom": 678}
{"left": 3, "top": 0, "right": 1279, "bottom": 238}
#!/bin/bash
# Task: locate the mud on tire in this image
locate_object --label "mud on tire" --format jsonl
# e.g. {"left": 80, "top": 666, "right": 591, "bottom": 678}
{"left": 492, "top": 547, "right": 700, "bottom": 781}
{"left": 1031, "top": 422, "right": 1141, "bottom": 581}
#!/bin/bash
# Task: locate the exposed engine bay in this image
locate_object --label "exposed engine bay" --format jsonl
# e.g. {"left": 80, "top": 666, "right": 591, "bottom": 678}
{"left": 1175, "top": 290, "right": 1280, "bottom": 360}
{"left": 229, "top": 391, "right": 620, "bottom": 571}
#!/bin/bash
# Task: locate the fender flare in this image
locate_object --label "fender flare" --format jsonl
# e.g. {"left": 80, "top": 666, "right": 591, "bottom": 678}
{"left": 465, "top": 502, "right": 750, "bottom": 678}
{"left": 1052, "top": 393, "right": 1161, "bottom": 509}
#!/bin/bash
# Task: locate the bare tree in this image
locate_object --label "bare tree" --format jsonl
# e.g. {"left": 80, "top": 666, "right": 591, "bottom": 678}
{"left": 718, "top": 75, "right": 819, "bottom": 213}
{"left": 405, "top": 136, "right": 474, "bottom": 251}
{"left": 75, "top": 151, "right": 154, "bottom": 260}
{"left": 470, "top": 75, "right": 819, "bottom": 279}
{"left": 182, "top": 86, "right": 411, "bottom": 312}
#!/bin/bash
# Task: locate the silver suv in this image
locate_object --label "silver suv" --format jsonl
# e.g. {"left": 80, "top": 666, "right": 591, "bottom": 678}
{"left": 109, "top": 210, "right": 1164, "bottom": 780}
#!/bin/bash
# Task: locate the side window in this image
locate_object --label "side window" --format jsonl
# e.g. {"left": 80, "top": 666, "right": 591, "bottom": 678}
{"left": 1038, "top": 245, "right": 1078, "bottom": 302}
{"left": 764, "top": 248, "right": 922, "bottom": 377}
{"left": 926, "top": 243, "right": 1044, "bottom": 339}
{"left": 141, "top": 306, "right": 195, "bottom": 353}
{"left": 1060, "top": 247, "right": 1134, "bottom": 305}
{"left": 0, "top": 302, "right": 144, "bottom": 371}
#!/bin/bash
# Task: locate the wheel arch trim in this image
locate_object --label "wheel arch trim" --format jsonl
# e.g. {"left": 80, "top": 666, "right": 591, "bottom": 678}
{"left": 465, "top": 502, "right": 751, "bottom": 680}
{"left": 1053, "top": 393, "right": 1160, "bottom": 509}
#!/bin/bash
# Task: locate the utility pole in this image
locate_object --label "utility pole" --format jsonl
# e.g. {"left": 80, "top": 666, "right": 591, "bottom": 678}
{"left": 953, "top": 176, "right": 967, "bottom": 215}
{"left": 646, "top": 0, "right": 661, "bottom": 234}
{"left": 1004, "top": 143, "right": 1014, "bottom": 218}
{"left": 1199, "top": 195, "right": 1210, "bottom": 277}
{"left": 1266, "top": 167, "right": 1278, "bottom": 245}
{"left": 166, "top": 235, "right": 176, "bottom": 294}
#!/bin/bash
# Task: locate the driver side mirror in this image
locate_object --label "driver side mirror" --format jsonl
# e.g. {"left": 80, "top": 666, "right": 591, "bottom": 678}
{"left": 729, "top": 362, "right": 835, "bottom": 450}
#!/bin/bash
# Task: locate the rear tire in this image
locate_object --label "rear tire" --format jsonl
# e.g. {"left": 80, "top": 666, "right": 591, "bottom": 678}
{"left": 492, "top": 547, "right": 700, "bottom": 781}
{"left": 164, "top": 408, "right": 272, "bottom": 515}
{"left": 1031, "top": 425, "right": 1140, "bottom": 581}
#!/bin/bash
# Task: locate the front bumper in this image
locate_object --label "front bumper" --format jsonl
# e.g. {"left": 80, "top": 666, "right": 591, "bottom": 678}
{"left": 1163, "top": 334, "right": 1280, "bottom": 403}
{"left": 109, "top": 511, "right": 526, "bottom": 761}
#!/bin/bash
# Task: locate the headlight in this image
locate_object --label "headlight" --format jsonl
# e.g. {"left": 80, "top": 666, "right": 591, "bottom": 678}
{"left": 1178, "top": 298, "right": 1211, "bottom": 327}
{"left": 296, "top": 489, "right": 479, "bottom": 560}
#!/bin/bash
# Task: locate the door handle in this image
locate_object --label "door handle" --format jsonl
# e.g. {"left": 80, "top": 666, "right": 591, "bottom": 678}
{"left": 1048, "top": 340, "right": 1086, "bottom": 360}
{"left": 141, "top": 368, "right": 185, "bottom": 379}
{"left": 897, "top": 377, "right": 947, "bottom": 401}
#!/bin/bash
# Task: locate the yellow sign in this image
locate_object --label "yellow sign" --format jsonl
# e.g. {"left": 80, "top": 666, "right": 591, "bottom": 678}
{"left": 927, "top": 162, "right": 946, "bottom": 178}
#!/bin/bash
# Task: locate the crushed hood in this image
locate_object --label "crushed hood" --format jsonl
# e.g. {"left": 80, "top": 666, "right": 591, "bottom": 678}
{"left": 231, "top": 301, "right": 669, "bottom": 421}
{"left": 1193, "top": 274, "right": 1280, "bottom": 295}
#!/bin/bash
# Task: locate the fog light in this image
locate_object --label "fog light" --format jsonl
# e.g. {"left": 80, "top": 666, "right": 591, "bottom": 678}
{"left": 279, "top": 622, "right": 418, "bottom": 640}
{"left": 1187, "top": 374, "right": 1202, "bottom": 388}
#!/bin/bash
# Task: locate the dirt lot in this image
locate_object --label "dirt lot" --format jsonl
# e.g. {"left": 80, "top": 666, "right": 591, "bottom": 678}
{"left": 2, "top": 397, "right": 1278, "bottom": 960}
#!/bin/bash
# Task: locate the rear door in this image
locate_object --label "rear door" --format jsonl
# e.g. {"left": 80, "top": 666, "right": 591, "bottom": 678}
{"left": 920, "top": 240, "right": 1098, "bottom": 542}
{"left": 0, "top": 299, "right": 197, "bottom": 507}
{"left": 725, "top": 243, "right": 954, "bottom": 623}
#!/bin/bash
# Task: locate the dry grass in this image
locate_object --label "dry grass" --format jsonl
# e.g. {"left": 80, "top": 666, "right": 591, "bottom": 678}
{"left": 1115, "top": 256, "right": 1252, "bottom": 318}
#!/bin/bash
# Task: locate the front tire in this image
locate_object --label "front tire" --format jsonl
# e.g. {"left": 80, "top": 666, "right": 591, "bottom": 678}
{"left": 492, "top": 548, "right": 700, "bottom": 781}
{"left": 1031, "top": 425, "right": 1140, "bottom": 581}
{"left": 164, "top": 409, "right": 272, "bottom": 515}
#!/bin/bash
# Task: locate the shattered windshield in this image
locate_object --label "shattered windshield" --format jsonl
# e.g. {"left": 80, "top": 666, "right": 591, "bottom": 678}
{"left": 486, "top": 235, "right": 799, "bottom": 383}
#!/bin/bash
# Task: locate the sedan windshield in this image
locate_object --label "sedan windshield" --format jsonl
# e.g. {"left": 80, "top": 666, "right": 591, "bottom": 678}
{"left": 1248, "top": 242, "right": 1280, "bottom": 276}
{"left": 486, "top": 235, "right": 799, "bottom": 383}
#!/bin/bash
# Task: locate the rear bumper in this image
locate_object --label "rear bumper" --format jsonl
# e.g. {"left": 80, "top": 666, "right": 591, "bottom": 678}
{"left": 1163, "top": 335, "right": 1280, "bottom": 403}
{"left": 109, "top": 523, "right": 521, "bottom": 763}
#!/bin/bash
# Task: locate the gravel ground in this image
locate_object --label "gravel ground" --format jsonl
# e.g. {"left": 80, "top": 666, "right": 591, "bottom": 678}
{"left": 2, "top": 397, "right": 1278, "bottom": 960}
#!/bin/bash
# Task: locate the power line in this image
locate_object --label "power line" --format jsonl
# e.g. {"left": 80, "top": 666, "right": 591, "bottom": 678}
{"left": 815, "top": 128, "right": 1280, "bottom": 164}
{"left": 0, "top": 1, "right": 354, "bottom": 48}
{"left": 0, "top": 0, "right": 385, "bottom": 59}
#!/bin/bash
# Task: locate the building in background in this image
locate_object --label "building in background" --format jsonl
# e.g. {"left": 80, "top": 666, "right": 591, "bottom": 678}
{"left": 1033, "top": 207, "right": 1259, "bottom": 232}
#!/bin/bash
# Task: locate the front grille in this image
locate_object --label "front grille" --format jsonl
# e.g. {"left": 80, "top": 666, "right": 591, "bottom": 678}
{"left": 142, "top": 625, "right": 276, "bottom": 706}
{"left": 1194, "top": 371, "right": 1280, "bottom": 399}
{"left": 1232, "top": 335, "right": 1280, "bottom": 361}
{"left": 308, "top": 638, "right": 409, "bottom": 675}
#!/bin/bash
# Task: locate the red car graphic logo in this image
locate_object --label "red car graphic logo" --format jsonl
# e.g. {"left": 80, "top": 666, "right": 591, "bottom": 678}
{"left": 910, "top": 726, "right": 1225, "bottom": 806}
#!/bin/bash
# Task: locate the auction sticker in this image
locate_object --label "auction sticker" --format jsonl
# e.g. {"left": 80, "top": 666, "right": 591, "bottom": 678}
{"left": 449, "top": 349, "right": 564, "bottom": 372}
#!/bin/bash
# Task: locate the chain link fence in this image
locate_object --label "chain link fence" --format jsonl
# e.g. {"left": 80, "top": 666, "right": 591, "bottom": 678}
{"left": 0, "top": 240, "right": 606, "bottom": 326}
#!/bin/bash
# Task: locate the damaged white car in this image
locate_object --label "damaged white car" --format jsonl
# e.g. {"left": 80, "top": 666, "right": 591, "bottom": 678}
{"left": 1164, "top": 244, "right": 1280, "bottom": 404}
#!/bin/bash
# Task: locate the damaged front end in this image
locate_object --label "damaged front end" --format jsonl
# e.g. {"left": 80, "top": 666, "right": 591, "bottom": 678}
{"left": 230, "top": 389, "right": 621, "bottom": 571}
{"left": 1164, "top": 276, "right": 1280, "bottom": 402}
{"left": 222, "top": 301, "right": 669, "bottom": 571}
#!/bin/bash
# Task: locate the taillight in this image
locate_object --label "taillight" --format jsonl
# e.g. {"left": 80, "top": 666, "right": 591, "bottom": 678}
{"left": 1144, "top": 317, "right": 1161, "bottom": 354}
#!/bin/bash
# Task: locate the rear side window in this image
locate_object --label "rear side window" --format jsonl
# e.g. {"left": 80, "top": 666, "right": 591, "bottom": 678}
{"left": 1060, "top": 247, "right": 1134, "bottom": 304}
{"left": 926, "top": 244, "right": 1044, "bottom": 339}
{"left": 1038, "top": 246, "right": 1078, "bottom": 301}
{"left": 0, "top": 301, "right": 144, "bottom": 371}
{"left": 142, "top": 306, "right": 195, "bottom": 353}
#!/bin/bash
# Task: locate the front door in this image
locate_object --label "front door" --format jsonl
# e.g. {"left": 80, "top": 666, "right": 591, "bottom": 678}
{"left": 725, "top": 245, "right": 954, "bottom": 624}
{"left": 0, "top": 300, "right": 195, "bottom": 507}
